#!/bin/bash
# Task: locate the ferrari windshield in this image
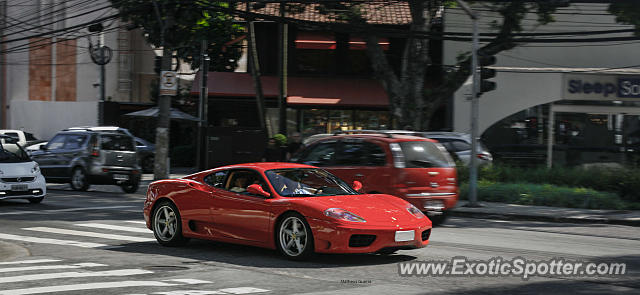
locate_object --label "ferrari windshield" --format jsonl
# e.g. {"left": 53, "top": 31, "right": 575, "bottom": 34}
{"left": 265, "top": 168, "right": 358, "bottom": 197}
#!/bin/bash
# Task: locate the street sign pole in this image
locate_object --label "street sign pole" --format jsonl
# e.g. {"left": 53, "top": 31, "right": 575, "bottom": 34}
{"left": 456, "top": 0, "right": 480, "bottom": 207}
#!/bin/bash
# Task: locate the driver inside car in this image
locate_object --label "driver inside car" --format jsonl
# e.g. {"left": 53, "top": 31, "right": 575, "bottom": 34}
{"left": 230, "top": 177, "right": 248, "bottom": 193}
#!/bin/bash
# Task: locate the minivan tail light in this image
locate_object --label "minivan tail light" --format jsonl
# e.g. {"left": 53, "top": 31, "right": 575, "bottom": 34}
{"left": 389, "top": 143, "right": 406, "bottom": 168}
{"left": 91, "top": 143, "right": 100, "bottom": 157}
{"left": 477, "top": 153, "right": 492, "bottom": 161}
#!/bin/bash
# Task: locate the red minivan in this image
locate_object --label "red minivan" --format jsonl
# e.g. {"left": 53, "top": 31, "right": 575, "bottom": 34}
{"left": 293, "top": 131, "right": 458, "bottom": 224}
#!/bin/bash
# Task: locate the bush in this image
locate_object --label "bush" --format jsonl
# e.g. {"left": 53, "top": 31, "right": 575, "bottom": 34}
{"left": 456, "top": 164, "right": 640, "bottom": 203}
{"left": 459, "top": 181, "right": 629, "bottom": 210}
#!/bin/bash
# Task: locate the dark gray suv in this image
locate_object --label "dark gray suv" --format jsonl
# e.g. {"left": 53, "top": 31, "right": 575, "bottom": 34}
{"left": 31, "top": 130, "right": 141, "bottom": 193}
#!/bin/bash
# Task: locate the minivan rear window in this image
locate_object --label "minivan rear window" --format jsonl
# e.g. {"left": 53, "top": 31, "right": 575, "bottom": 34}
{"left": 399, "top": 141, "right": 454, "bottom": 168}
{"left": 101, "top": 135, "right": 134, "bottom": 151}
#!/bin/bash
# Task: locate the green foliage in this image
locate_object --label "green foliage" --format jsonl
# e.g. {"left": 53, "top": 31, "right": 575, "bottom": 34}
{"left": 608, "top": 0, "right": 640, "bottom": 35}
{"left": 459, "top": 181, "right": 629, "bottom": 210}
{"left": 458, "top": 164, "right": 640, "bottom": 203}
{"left": 111, "top": 0, "right": 244, "bottom": 71}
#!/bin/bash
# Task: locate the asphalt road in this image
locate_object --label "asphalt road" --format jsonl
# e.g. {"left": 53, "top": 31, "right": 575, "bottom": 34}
{"left": 0, "top": 183, "right": 638, "bottom": 295}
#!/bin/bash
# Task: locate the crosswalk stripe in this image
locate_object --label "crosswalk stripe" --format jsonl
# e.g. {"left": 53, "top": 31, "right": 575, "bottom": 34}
{"left": 218, "top": 287, "right": 271, "bottom": 294}
{"left": 125, "top": 221, "right": 147, "bottom": 225}
{"left": 76, "top": 223, "right": 151, "bottom": 233}
{"left": 0, "top": 263, "right": 105, "bottom": 273}
{"left": 0, "top": 206, "right": 136, "bottom": 216}
{"left": 150, "top": 291, "right": 224, "bottom": 295}
{"left": 0, "top": 233, "right": 109, "bottom": 248}
{"left": 0, "top": 259, "right": 61, "bottom": 265}
{"left": 0, "top": 269, "right": 153, "bottom": 284}
{"left": 0, "top": 280, "right": 178, "bottom": 295}
{"left": 163, "top": 279, "right": 212, "bottom": 285}
{"left": 23, "top": 227, "right": 155, "bottom": 243}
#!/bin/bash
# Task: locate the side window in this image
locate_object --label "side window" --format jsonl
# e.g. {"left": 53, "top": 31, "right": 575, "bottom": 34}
{"left": 335, "top": 141, "right": 366, "bottom": 166}
{"left": 298, "top": 142, "right": 336, "bottom": 167}
{"left": 224, "top": 170, "right": 268, "bottom": 196}
{"left": 451, "top": 140, "right": 471, "bottom": 152}
{"left": 5, "top": 132, "right": 19, "bottom": 140}
{"left": 46, "top": 134, "right": 68, "bottom": 150}
{"left": 364, "top": 142, "right": 387, "bottom": 166}
{"left": 64, "top": 135, "right": 89, "bottom": 149}
{"left": 204, "top": 171, "right": 227, "bottom": 189}
{"left": 100, "top": 135, "right": 134, "bottom": 151}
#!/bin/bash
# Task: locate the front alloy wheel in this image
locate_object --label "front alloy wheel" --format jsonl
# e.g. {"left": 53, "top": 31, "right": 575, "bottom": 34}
{"left": 70, "top": 167, "right": 89, "bottom": 191}
{"left": 277, "top": 213, "right": 314, "bottom": 260}
{"left": 152, "top": 201, "right": 188, "bottom": 246}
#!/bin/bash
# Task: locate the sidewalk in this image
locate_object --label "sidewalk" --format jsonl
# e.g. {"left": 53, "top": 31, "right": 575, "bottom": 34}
{"left": 451, "top": 201, "right": 640, "bottom": 226}
{"left": 140, "top": 167, "right": 197, "bottom": 184}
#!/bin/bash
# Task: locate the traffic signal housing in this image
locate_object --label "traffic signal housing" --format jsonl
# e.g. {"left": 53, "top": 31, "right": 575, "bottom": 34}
{"left": 478, "top": 51, "right": 497, "bottom": 95}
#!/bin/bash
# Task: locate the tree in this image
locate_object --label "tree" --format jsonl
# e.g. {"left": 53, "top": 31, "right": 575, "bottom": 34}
{"left": 110, "top": 0, "right": 244, "bottom": 71}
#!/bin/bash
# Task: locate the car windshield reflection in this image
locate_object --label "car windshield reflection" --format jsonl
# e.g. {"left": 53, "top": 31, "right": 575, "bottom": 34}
{"left": 265, "top": 168, "right": 358, "bottom": 197}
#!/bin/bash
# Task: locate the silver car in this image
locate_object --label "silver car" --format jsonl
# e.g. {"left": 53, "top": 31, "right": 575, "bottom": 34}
{"left": 31, "top": 130, "right": 141, "bottom": 193}
{"left": 418, "top": 132, "right": 493, "bottom": 166}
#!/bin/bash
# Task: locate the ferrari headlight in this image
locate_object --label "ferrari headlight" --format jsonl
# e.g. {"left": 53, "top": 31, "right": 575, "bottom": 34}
{"left": 406, "top": 203, "right": 426, "bottom": 219}
{"left": 324, "top": 208, "right": 366, "bottom": 223}
{"left": 31, "top": 163, "right": 40, "bottom": 174}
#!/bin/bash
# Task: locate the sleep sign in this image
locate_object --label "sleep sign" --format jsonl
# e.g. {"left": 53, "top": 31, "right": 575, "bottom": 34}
{"left": 564, "top": 73, "right": 640, "bottom": 101}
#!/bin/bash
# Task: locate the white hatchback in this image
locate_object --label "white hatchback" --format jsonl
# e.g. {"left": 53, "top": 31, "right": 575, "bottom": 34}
{"left": 0, "top": 136, "right": 46, "bottom": 203}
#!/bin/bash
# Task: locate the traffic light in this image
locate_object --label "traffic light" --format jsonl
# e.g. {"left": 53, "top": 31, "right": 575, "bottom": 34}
{"left": 154, "top": 56, "right": 162, "bottom": 74}
{"left": 478, "top": 51, "right": 497, "bottom": 94}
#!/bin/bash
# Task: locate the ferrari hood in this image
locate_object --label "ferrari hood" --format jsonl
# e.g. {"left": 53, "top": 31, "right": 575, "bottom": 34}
{"left": 310, "top": 194, "right": 419, "bottom": 224}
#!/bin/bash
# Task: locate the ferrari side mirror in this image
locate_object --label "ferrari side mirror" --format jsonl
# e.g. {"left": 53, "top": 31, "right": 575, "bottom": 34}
{"left": 247, "top": 184, "right": 271, "bottom": 197}
{"left": 352, "top": 180, "right": 363, "bottom": 192}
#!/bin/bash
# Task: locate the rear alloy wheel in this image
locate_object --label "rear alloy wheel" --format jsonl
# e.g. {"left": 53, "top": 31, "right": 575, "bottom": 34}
{"left": 276, "top": 213, "right": 314, "bottom": 260}
{"left": 152, "top": 201, "right": 189, "bottom": 246}
{"left": 121, "top": 178, "right": 139, "bottom": 194}
{"left": 28, "top": 196, "right": 44, "bottom": 204}
{"left": 70, "top": 167, "right": 89, "bottom": 191}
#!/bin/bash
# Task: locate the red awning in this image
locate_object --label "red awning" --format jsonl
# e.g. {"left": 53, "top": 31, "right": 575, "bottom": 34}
{"left": 295, "top": 31, "right": 389, "bottom": 50}
{"left": 191, "top": 72, "right": 388, "bottom": 108}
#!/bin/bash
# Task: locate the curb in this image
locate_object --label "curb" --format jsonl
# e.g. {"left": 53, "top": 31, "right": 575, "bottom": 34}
{"left": 449, "top": 210, "right": 640, "bottom": 227}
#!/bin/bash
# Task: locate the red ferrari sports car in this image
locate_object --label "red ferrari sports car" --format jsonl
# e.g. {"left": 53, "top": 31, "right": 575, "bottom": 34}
{"left": 143, "top": 163, "right": 432, "bottom": 259}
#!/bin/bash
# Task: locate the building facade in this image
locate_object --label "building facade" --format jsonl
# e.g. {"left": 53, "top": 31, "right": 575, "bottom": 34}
{"left": 1, "top": 0, "right": 158, "bottom": 140}
{"left": 445, "top": 2, "right": 640, "bottom": 167}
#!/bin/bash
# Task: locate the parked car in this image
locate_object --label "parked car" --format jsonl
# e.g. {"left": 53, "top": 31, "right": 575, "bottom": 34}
{"left": 26, "top": 142, "right": 48, "bottom": 156}
{"left": 144, "top": 163, "right": 431, "bottom": 259}
{"left": 391, "top": 131, "right": 493, "bottom": 166}
{"left": 31, "top": 130, "right": 141, "bottom": 193}
{"left": 0, "top": 130, "right": 45, "bottom": 147}
{"left": 134, "top": 137, "right": 155, "bottom": 173}
{"left": 292, "top": 130, "right": 457, "bottom": 224}
{"left": 0, "top": 135, "right": 46, "bottom": 203}
{"left": 65, "top": 126, "right": 155, "bottom": 173}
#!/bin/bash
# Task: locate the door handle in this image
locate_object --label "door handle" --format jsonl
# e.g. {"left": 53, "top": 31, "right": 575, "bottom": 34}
{"left": 354, "top": 174, "right": 364, "bottom": 178}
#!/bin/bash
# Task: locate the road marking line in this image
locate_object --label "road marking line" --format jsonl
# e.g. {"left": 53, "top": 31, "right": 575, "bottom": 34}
{"left": 218, "top": 287, "right": 271, "bottom": 294}
{"left": 0, "top": 269, "right": 152, "bottom": 284}
{"left": 163, "top": 279, "right": 212, "bottom": 285}
{"left": 76, "top": 223, "right": 151, "bottom": 233}
{"left": 0, "top": 263, "right": 105, "bottom": 273}
{"left": 0, "top": 233, "right": 109, "bottom": 248}
{"left": 0, "top": 259, "right": 61, "bottom": 265}
{"left": 151, "top": 291, "right": 224, "bottom": 295}
{"left": 23, "top": 227, "right": 155, "bottom": 243}
{"left": 125, "top": 221, "right": 147, "bottom": 225}
{"left": 0, "top": 206, "right": 136, "bottom": 216}
{"left": 0, "top": 280, "right": 177, "bottom": 295}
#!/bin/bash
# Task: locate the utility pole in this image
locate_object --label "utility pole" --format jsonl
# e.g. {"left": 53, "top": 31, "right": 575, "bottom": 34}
{"left": 197, "top": 40, "right": 210, "bottom": 171}
{"left": 277, "top": 2, "right": 288, "bottom": 135}
{"left": 152, "top": 1, "right": 172, "bottom": 180}
{"left": 0, "top": 1, "right": 5, "bottom": 128}
{"left": 88, "top": 23, "right": 111, "bottom": 126}
{"left": 456, "top": 0, "right": 480, "bottom": 207}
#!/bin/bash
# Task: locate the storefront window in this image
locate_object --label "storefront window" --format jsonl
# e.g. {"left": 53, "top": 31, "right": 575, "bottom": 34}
{"left": 328, "top": 110, "right": 353, "bottom": 133}
{"left": 301, "top": 109, "right": 329, "bottom": 137}
{"left": 355, "top": 110, "right": 390, "bottom": 130}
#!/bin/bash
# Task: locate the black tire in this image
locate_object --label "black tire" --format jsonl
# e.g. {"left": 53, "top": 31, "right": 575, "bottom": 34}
{"left": 121, "top": 178, "right": 140, "bottom": 194}
{"left": 152, "top": 200, "right": 189, "bottom": 246}
{"left": 28, "top": 196, "right": 44, "bottom": 204}
{"left": 142, "top": 156, "right": 154, "bottom": 173}
{"left": 428, "top": 211, "right": 449, "bottom": 226}
{"left": 70, "top": 167, "right": 89, "bottom": 191}
{"left": 275, "top": 212, "right": 315, "bottom": 260}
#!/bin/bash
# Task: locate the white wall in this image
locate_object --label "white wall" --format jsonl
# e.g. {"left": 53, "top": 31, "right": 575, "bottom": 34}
{"left": 444, "top": 2, "right": 640, "bottom": 134}
{"left": 10, "top": 100, "right": 97, "bottom": 140}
